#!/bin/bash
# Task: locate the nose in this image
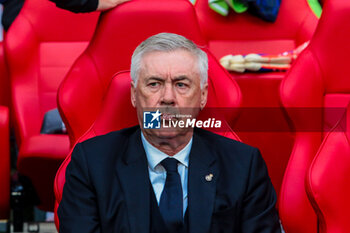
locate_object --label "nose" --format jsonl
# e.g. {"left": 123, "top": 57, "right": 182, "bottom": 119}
{"left": 160, "top": 83, "right": 175, "bottom": 106}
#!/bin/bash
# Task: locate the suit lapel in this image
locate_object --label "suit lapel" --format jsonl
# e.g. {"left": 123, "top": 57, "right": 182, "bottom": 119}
{"left": 116, "top": 128, "right": 150, "bottom": 233}
{"left": 188, "top": 129, "right": 219, "bottom": 233}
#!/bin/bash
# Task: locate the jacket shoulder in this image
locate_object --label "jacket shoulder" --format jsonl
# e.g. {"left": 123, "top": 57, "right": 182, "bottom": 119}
{"left": 195, "top": 128, "right": 257, "bottom": 154}
{"left": 76, "top": 125, "right": 139, "bottom": 162}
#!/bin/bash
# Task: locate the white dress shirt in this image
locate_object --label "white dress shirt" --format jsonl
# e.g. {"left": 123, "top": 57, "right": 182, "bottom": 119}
{"left": 141, "top": 132, "right": 192, "bottom": 216}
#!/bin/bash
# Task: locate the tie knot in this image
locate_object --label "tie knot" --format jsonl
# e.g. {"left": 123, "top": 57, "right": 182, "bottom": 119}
{"left": 161, "top": 158, "right": 178, "bottom": 172}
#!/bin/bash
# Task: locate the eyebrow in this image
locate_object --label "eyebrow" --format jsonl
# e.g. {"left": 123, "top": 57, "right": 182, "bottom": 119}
{"left": 145, "top": 75, "right": 191, "bottom": 82}
{"left": 173, "top": 75, "right": 191, "bottom": 82}
{"left": 145, "top": 76, "right": 164, "bottom": 82}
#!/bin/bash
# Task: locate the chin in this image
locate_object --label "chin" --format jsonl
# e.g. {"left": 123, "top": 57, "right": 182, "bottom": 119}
{"left": 155, "top": 130, "right": 180, "bottom": 139}
{"left": 153, "top": 127, "right": 191, "bottom": 139}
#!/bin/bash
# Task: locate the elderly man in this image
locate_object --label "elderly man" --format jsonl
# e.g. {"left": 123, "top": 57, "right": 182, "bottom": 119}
{"left": 58, "top": 33, "right": 281, "bottom": 233}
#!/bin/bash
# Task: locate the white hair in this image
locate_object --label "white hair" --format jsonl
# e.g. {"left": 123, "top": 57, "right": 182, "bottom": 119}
{"left": 130, "top": 33, "right": 208, "bottom": 88}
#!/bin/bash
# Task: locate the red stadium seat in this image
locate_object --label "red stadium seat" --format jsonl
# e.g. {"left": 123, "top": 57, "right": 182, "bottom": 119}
{"left": 0, "top": 39, "right": 10, "bottom": 222}
{"left": 0, "top": 106, "right": 10, "bottom": 219}
{"left": 4, "top": 0, "right": 99, "bottom": 211}
{"left": 279, "top": 0, "right": 350, "bottom": 232}
{"left": 58, "top": 0, "right": 241, "bottom": 146}
{"left": 306, "top": 104, "right": 350, "bottom": 233}
{"left": 54, "top": 70, "right": 241, "bottom": 228}
{"left": 58, "top": 0, "right": 204, "bottom": 145}
{"left": 194, "top": 0, "right": 319, "bottom": 198}
{"left": 0, "top": 43, "right": 10, "bottom": 108}
{"left": 194, "top": 0, "right": 317, "bottom": 59}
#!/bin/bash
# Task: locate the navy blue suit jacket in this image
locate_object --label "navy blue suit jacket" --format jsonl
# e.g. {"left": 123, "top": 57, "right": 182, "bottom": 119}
{"left": 58, "top": 126, "right": 281, "bottom": 233}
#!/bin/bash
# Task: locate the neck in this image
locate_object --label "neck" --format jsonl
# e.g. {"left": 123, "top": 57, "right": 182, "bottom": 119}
{"left": 142, "top": 129, "right": 193, "bottom": 156}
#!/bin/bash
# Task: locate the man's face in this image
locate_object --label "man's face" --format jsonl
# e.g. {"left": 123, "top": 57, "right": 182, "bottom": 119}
{"left": 131, "top": 49, "right": 208, "bottom": 139}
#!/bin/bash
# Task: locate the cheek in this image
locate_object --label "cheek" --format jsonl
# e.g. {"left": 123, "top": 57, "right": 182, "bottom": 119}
{"left": 136, "top": 89, "right": 160, "bottom": 107}
{"left": 178, "top": 90, "right": 202, "bottom": 107}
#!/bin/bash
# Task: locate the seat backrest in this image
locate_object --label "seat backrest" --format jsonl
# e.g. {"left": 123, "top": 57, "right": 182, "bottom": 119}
{"left": 58, "top": 0, "right": 240, "bottom": 146}
{"left": 4, "top": 0, "right": 99, "bottom": 145}
{"left": 54, "top": 71, "right": 241, "bottom": 228}
{"left": 279, "top": 0, "right": 350, "bottom": 232}
{"left": 195, "top": 0, "right": 319, "bottom": 201}
{"left": 194, "top": 0, "right": 318, "bottom": 58}
{"left": 306, "top": 104, "right": 350, "bottom": 233}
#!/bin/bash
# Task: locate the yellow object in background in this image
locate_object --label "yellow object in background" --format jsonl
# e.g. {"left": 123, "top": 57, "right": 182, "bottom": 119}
{"left": 220, "top": 41, "right": 309, "bottom": 73}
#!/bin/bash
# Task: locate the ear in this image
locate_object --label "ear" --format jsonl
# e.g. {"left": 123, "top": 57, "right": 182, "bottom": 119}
{"left": 200, "top": 83, "right": 208, "bottom": 110}
{"left": 131, "top": 81, "right": 136, "bottom": 108}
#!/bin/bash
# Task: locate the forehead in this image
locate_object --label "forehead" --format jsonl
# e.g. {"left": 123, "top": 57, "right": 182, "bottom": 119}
{"left": 140, "top": 49, "right": 199, "bottom": 77}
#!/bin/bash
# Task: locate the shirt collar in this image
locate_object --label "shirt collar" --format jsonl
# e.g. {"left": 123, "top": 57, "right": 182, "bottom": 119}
{"left": 141, "top": 132, "right": 192, "bottom": 171}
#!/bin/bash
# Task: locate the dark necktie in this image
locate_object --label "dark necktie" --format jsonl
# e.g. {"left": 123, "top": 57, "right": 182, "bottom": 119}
{"left": 159, "top": 158, "right": 183, "bottom": 232}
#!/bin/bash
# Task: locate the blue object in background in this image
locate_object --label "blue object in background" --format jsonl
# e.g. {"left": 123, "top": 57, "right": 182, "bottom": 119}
{"left": 242, "top": 0, "right": 281, "bottom": 22}
{"left": 1, "top": 0, "right": 24, "bottom": 31}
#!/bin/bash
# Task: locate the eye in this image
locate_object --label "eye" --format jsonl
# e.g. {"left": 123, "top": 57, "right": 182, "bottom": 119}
{"left": 148, "top": 82, "right": 160, "bottom": 87}
{"left": 176, "top": 82, "right": 188, "bottom": 88}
